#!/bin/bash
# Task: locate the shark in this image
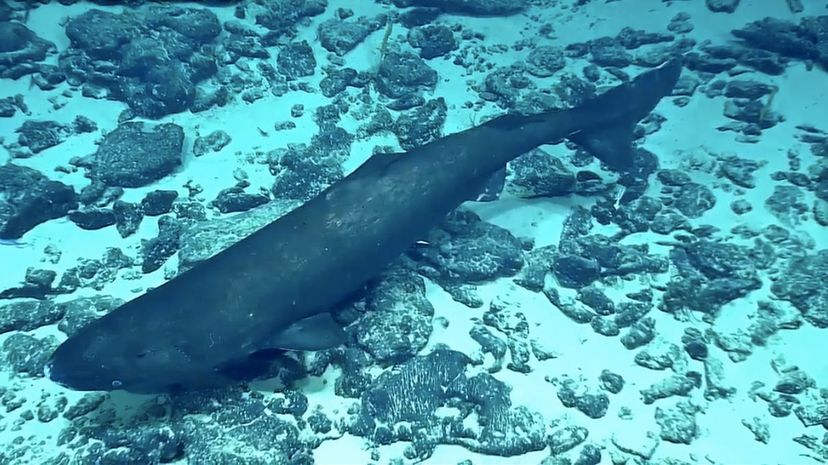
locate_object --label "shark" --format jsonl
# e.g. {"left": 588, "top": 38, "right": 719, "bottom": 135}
{"left": 47, "top": 59, "right": 682, "bottom": 393}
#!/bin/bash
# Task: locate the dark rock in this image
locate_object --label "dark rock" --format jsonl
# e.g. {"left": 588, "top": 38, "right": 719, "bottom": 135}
{"left": 192, "top": 130, "right": 231, "bottom": 157}
{"left": 0, "top": 163, "right": 78, "bottom": 239}
{"left": 317, "top": 16, "right": 379, "bottom": 56}
{"left": 765, "top": 185, "right": 808, "bottom": 225}
{"left": 86, "top": 122, "right": 183, "bottom": 188}
{"left": 388, "top": 94, "right": 426, "bottom": 111}
{"left": 57, "top": 295, "right": 123, "bottom": 337}
{"left": 141, "top": 190, "right": 179, "bottom": 216}
{"left": 718, "top": 154, "right": 764, "bottom": 188}
{"left": 589, "top": 37, "right": 633, "bottom": 67}
{"left": 641, "top": 374, "right": 697, "bottom": 404}
{"left": 255, "top": 0, "right": 327, "bottom": 37}
{"left": 0, "top": 300, "right": 64, "bottom": 335}
{"left": 548, "top": 425, "right": 588, "bottom": 454}
{"left": 553, "top": 254, "right": 600, "bottom": 289}
{"left": 673, "top": 183, "right": 716, "bottom": 218}
{"left": 141, "top": 215, "right": 182, "bottom": 273}
{"left": 2, "top": 333, "right": 57, "bottom": 377}
{"left": 271, "top": 127, "right": 351, "bottom": 202}
{"left": 725, "top": 79, "right": 775, "bottom": 99}
{"left": 352, "top": 349, "right": 546, "bottom": 456}
{"left": 656, "top": 401, "right": 698, "bottom": 444}
{"left": 771, "top": 250, "right": 828, "bottom": 327}
{"left": 599, "top": 370, "right": 624, "bottom": 394}
{"left": 706, "top": 0, "right": 740, "bottom": 13}
{"left": 320, "top": 67, "right": 357, "bottom": 97}
{"left": 62, "top": 7, "right": 221, "bottom": 118}
{"left": 375, "top": 51, "right": 437, "bottom": 99}
{"left": 0, "top": 22, "right": 55, "bottom": 79}
{"left": 408, "top": 209, "right": 524, "bottom": 287}
{"left": 211, "top": 187, "right": 269, "bottom": 214}
{"left": 112, "top": 200, "right": 143, "bottom": 238}
{"left": 353, "top": 268, "right": 434, "bottom": 365}
{"left": 408, "top": 24, "right": 458, "bottom": 59}
{"left": 508, "top": 149, "right": 575, "bottom": 198}
{"left": 394, "top": 98, "right": 447, "bottom": 150}
{"left": 15, "top": 120, "right": 70, "bottom": 155}
{"left": 577, "top": 287, "right": 614, "bottom": 316}
{"left": 651, "top": 212, "right": 691, "bottom": 234}
{"left": 277, "top": 41, "right": 316, "bottom": 79}
{"left": 68, "top": 208, "right": 117, "bottom": 230}
{"left": 620, "top": 317, "right": 656, "bottom": 350}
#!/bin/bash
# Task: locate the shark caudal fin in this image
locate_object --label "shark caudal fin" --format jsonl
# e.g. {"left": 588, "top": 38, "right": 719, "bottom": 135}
{"left": 567, "top": 59, "right": 683, "bottom": 171}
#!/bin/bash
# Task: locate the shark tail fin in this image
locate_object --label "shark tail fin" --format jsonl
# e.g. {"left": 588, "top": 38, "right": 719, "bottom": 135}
{"left": 566, "top": 58, "right": 683, "bottom": 171}
{"left": 567, "top": 118, "right": 638, "bottom": 171}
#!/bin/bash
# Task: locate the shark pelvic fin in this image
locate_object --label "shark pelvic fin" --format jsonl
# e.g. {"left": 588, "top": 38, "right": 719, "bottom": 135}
{"left": 267, "top": 313, "right": 346, "bottom": 351}
{"left": 466, "top": 167, "right": 507, "bottom": 202}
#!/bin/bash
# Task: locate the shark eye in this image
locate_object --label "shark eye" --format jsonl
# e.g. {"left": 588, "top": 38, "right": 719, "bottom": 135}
{"left": 111, "top": 380, "right": 123, "bottom": 388}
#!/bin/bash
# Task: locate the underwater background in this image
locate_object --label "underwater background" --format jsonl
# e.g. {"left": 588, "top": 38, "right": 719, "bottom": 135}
{"left": 0, "top": 0, "right": 827, "bottom": 464}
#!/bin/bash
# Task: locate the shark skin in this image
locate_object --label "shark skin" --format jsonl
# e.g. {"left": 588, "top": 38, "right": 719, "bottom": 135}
{"left": 47, "top": 60, "right": 683, "bottom": 394}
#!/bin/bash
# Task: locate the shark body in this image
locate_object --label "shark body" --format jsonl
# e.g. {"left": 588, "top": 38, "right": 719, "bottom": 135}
{"left": 47, "top": 60, "right": 682, "bottom": 393}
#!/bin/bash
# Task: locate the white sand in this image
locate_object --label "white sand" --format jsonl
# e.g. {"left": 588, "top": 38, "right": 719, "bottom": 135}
{"left": 0, "top": 0, "right": 826, "bottom": 464}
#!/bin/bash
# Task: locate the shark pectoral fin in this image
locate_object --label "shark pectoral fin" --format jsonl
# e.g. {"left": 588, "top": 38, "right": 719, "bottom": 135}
{"left": 568, "top": 118, "right": 637, "bottom": 172}
{"left": 467, "top": 167, "right": 507, "bottom": 202}
{"left": 268, "top": 313, "right": 346, "bottom": 351}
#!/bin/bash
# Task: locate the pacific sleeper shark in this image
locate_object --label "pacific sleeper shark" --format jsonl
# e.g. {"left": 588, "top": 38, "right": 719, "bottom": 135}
{"left": 47, "top": 59, "right": 683, "bottom": 394}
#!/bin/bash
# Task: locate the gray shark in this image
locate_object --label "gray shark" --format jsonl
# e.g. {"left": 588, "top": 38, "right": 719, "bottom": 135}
{"left": 47, "top": 60, "right": 682, "bottom": 393}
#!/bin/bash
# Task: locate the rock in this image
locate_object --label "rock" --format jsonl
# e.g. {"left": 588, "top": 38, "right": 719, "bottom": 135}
{"left": 317, "top": 16, "right": 379, "bottom": 56}
{"left": 277, "top": 40, "right": 316, "bottom": 79}
{"left": 210, "top": 187, "right": 269, "bottom": 214}
{"left": 375, "top": 51, "right": 437, "bottom": 99}
{"left": 408, "top": 24, "right": 458, "bottom": 59}
{"left": 353, "top": 268, "right": 434, "bottom": 365}
{"left": 63, "top": 7, "right": 221, "bottom": 117}
{"left": 508, "top": 149, "right": 575, "bottom": 198}
{"left": 141, "top": 215, "right": 182, "bottom": 273}
{"left": 112, "top": 200, "right": 143, "bottom": 238}
{"left": 68, "top": 208, "right": 117, "bottom": 230}
{"left": 2, "top": 333, "right": 57, "bottom": 377}
{"left": 589, "top": 37, "right": 632, "bottom": 67}
{"left": 0, "top": 22, "right": 55, "bottom": 79}
{"left": 673, "top": 183, "right": 716, "bottom": 218}
{"left": 0, "top": 163, "right": 78, "bottom": 239}
{"left": 394, "top": 98, "right": 447, "bottom": 150}
{"left": 526, "top": 45, "right": 565, "bottom": 77}
{"left": 598, "top": 370, "right": 624, "bottom": 394}
{"left": 553, "top": 255, "right": 600, "bottom": 289}
{"left": 641, "top": 374, "right": 697, "bottom": 404}
{"left": 141, "top": 190, "right": 178, "bottom": 216}
{"left": 655, "top": 401, "right": 699, "bottom": 444}
{"left": 320, "top": 67, "right": 357, "bottom": 97}
{"left": 85, "top": 122, "right": 183, "bottom": 188}
{"left": 408, "top": 209, "right": 524, "bottom": 288}
{"left": 765, "top": 185, "right": 808, "bottom": 225}
{"left": 548, "top": 425, "right": 588, "bottom": 454}
{"left": 192, "top": 130, "right": 231, "bottom": 157}
{"left": 706, "top": 0, "right": 740, "bottom": 13}
{"left": 351, "top": 349, "right": 547, "bottom": 456}
{"left": 0, "top": 301, "right": 64, "bottom": 335}
{"left": 15, "top": 120, "right": 71, "bottom": 155}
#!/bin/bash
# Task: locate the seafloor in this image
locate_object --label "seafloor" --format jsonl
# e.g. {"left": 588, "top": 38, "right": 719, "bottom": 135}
{"left": 0, "top": 0, "right": 827, "bottom": 464}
